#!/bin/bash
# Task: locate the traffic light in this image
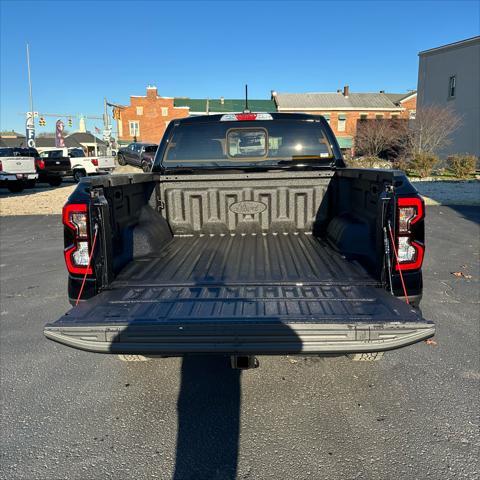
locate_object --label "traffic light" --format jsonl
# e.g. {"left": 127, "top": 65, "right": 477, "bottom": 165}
{"left": 68, "top": 118, "right": 73, "bottom": 127}
{"left": 39, "top": 117, "right": 46, "bottom": 126}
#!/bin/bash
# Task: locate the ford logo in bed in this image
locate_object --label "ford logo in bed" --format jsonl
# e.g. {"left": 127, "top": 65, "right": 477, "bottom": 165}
{"left": 229, "top": 201, "right": 267, "bottom": 215}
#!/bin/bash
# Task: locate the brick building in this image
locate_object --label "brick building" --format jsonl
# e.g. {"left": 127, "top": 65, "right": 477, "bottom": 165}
{"left": 273, "top": 86, "right": 416, "bottom": 152}
{"left": 114, "top": 86, "right": 190, "bottom": 145}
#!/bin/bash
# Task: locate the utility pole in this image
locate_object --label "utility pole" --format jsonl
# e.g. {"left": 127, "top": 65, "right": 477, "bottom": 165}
{"left": 26, "top": 44, "right": 34, "bottom": 118}
{"left": 103, "top": 97, "right": 112, "bottom": 154}
{"left": 105, "top": 99, "right": 124, "bottom": 151}
{"left": 25, "top": 43, "right": 36, "bottom": 147}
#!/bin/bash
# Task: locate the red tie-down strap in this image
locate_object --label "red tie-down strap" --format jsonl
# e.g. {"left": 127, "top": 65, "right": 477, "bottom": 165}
{"left": 75, "top": 225, "right": 99, "bottom": 306}
{"left": 387, "top": 221, "right": 410, "bottom": 304}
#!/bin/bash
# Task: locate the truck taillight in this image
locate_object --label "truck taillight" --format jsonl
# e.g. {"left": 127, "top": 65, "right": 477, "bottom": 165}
{"left": 220, "top": 113, "right": 273, "bottom": 121}
{"left": 91, "top": 158, "right": 98, "bottom": 166}
{"left": 396, "top": 196, "right": 424, "bottom": 271}
{"left": 36, "top": 159, "right": 45, "bottom": 170}
{"left": 62, "top": 203, "right": 92, "bottom": 275}
{"left": 0, "top": 160, "right": 3, "bottom": 172}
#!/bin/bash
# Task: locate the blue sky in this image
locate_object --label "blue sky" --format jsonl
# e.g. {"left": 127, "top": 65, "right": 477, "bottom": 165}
{"left": 1, "top": 0, "right": 479, "bottom": 134}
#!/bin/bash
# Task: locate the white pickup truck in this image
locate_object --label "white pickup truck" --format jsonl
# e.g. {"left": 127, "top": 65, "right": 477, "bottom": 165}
{"left": 38, "top": 147, "right": 116, "bottom": 182}
{"left": 0, "top": 148, "right": 38, "bottom": 193}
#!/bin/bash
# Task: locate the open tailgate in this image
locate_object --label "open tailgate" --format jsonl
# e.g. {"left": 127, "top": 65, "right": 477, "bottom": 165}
{"left": 44, "top": 284, "right": 434, "bottom": 355}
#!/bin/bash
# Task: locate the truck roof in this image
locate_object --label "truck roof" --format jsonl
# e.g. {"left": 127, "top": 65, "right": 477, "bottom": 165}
{"left": 175, "top": 112, "right": 329, "bottom": 124}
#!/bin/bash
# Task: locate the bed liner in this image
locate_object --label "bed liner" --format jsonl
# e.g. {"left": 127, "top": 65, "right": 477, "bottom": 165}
{"left": 114, "top": 233, "right": 375, "bottom": 287}
{"left": 45, "top": 233, "right": 434, "bottom": 354}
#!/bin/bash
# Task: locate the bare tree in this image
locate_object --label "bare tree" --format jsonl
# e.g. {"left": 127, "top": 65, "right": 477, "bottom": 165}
{"left": 408, "top": 105, "right": 462, "bottom": 155}
{"left": 355, "top": 119, "right": 406, "bottom": 158}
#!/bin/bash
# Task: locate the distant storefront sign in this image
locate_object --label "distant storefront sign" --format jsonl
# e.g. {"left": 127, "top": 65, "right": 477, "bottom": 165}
{"left": 25, "top": 112, "right": 35, "bottom": 148}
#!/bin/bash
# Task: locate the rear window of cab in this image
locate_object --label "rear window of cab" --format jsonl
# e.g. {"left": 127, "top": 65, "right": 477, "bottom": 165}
{"left": 163, "top": 120, "right": 334, "bottom": 167}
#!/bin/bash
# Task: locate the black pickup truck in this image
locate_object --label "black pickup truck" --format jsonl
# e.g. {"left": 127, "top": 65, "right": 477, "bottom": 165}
{"left": 37, "top": 148, "right": 71, "bottom": 186}
{"left": 44, "top": 113, "right": 434, "bottom": 366}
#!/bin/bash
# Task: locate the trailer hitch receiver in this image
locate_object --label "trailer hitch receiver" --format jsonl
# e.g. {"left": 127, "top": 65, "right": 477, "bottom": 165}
{"left": 230, "top": 355, "right": 259, "bottom": 369}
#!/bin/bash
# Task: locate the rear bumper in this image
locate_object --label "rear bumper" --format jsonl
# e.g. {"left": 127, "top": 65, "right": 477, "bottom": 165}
{"left": 38, "top": 171, "right": 68, "bottom": 178}
{"left": 0, "top": 173, "right": 37, "bottom": 181}
{"left": 44, "top": 321, "right": 435, "bottom": 355}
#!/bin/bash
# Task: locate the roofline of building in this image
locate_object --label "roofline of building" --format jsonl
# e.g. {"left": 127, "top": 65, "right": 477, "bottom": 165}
{"left": 276, "top": 107, "right": 405, "bottom": 112}
{"left": 129, "top": 95, "right": 175, "bottom": 99}
{"left": 418, "top": 36, "right": 480, "bottom": 56}
{"left": 275, "top": 91, "right": 413, "bottom": 96}
{"left": 398, "top": 91, "right": 417, "bottom": 102}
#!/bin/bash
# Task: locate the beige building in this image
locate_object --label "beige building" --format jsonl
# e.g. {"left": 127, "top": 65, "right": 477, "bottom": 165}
{"left": 417, "top": 36, "right": 480, "bottom": 157}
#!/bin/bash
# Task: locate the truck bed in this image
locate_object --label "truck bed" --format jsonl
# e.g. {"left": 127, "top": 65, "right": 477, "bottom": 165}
{"left": 45, "top": 233, "right": 434, "bottom": 354}
{"left": 114, "top": 233, "right": 374, "bottom": 287}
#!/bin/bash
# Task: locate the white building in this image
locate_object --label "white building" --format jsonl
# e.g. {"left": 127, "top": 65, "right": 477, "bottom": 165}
{"left": 417, "top": 36, "right": 480, "bottom": 158}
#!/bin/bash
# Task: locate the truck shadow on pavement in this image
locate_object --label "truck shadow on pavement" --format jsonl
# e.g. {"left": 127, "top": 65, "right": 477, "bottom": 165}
{"left": 168, "top": 244, "right": 304, "bottom": 479}
{"left": 108, "top": 243, "right": 304, "bottom": 479}
{"left": 114, "top": 327, "right": 302, "bottom": 480}
{"left": 172, "top": 355, "right": 241, "bottom": 480}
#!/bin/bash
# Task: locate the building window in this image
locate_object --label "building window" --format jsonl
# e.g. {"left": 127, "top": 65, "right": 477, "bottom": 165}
{"left": 375, "top": 114, "right": 384, "bottom": 120}
{"left": 129, "top": 121, "right": 140, "bottom": 137}
{"left": 323, "top": 113, "right": 330, "bottom": 124}
{"left": 391, "top": 114, "right": 400, "bottom": 119}
{"left": 338, "top": 114, "right": 346, "bottom": 132}
{"left": 448, "top": 75, "right": 456, "bottom": 98}
{"left": 161, "top": 107, "right": 169, "bottom": 116}
{"left": 360, "top": 114, "right": 368, "bottom": 120}
{"left": 409, "top": 110, "right": 416, "bottom": 120}
{"left": 136, "top": 106, "right": 143, "bottom": 116}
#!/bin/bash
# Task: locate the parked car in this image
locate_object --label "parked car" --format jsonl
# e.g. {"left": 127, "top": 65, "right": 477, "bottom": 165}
{"left": 58, "top": 147, "right": 116, "bottom": 182}
{"left": 0, "top": 147, "right": 38, "bottom": 192}
{"left": 117, "top": 143, "right": 158, "bottom": 172}
{"left": 44, "top": 113, "right": 434, "bottom": 367}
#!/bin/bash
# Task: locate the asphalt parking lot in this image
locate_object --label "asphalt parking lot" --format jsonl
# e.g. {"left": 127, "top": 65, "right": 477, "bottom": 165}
{"left": 0, "top": 206, "right": 479, "bottom": 480}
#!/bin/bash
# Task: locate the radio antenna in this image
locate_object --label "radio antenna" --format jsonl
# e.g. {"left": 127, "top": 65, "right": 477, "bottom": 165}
{"left": 243, "top": 84, "right": 250, "bottom": 113}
